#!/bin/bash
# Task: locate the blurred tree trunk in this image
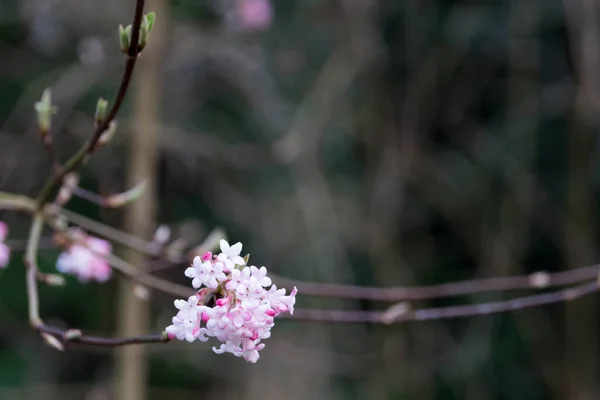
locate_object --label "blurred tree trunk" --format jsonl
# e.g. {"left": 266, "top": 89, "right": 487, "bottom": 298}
{"left": 114, "top": 1, "right": 167, "bottom": 399}
{"left": 563, "top": 0, "right": 599, "bottom": 398}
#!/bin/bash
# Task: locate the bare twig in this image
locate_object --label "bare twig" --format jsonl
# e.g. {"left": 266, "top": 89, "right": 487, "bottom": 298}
{"left": 60, "top": 208, "right": 151, "bottom": 255}
{"left": 56, "top": 209, "right": 600, "bottom": 303}
{"left": 24, "top": 214, "right": 44, "bottom": 327}
{"left": 71, "top": 181, "right": 147, "bottom": 208}
{"left": 271, "top": 267, "right": 598, "bottom": 302}
{"left": 7, "top": 227, "right": 600, "bottom": 303}
{"left": 107, "top": 253, "right": 193, "bottom": 297}
{"left": 0, "top": 192, "right": 36, "bottom": 212}
{"left": 288, "top": 281, "right": 600, "bottom": 324}
{"left": 41, "top": 134, "right": 60, "bottom": 172}
{"left": 37, "top": 325, "right": 170, "bottom": 348}
{"left": 35, "top": 0, "right": 147, "bottom": 207}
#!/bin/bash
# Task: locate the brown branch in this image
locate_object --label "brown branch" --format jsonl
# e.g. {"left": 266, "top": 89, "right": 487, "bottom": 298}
{"left": 37, "top": 325, "right": 170, "bottom": 347}
{"left": 60, "top": 213, "right": 599, "bottom": 302}
{"left": 7, "top": 233, "right": 600, "bottom": 303}
{"left": 22, "top": 283, "right": 597, "bottom": 350}
{"left": 55, "top": 211, "right": 600, "bottom": 302}
{"left": 41, "top": 134, "right": 60, "bottom": 172}
{"left": 271, "top": 266, "right": 600, "bottom": 302}
{"left": 35, "top": 0, "right": 146, "bottom": 207}
{"left": 286, "top": 281, "right": 600, "bottom": 323}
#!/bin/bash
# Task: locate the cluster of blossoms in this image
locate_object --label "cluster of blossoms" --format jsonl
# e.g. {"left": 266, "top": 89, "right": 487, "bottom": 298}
{"left": 0, "top": 222, "right": 111, "bottom": 282}
{"left": 56, "top": 229, "right": 112, "bottom": 283}
{"left": 166, "top": 240, "right": 297, "bottom": 363}
{"left": 0, "top": 222, "right": 10, "bottom": 269}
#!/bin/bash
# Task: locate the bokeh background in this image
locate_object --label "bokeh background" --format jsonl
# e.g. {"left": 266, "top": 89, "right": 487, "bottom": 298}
{"left": 1, "top": 0, "right": 600, "bottom": 399}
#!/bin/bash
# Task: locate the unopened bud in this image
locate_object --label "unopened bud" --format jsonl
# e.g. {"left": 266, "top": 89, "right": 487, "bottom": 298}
{"left": 381, "top": 302, "right": 410, "bottom": 324}
{"left": 134, "top": 284, "right": 150, "bottom": 300}
{"left": 64, "top": 329, "right": 83, "bottom": 340}
{"left": 98, "top": 120, "right": 117, "bottom": 147}
{"left": 153, "top": 225, "right": 171, "bottom": 245}
{"left": 41, "top": 332, "right": 65, "bottom": 351}
{"left": 529, "top": 271, "right": 550, "bottom": 288}
{"left": 56, "top": 173, "right": 79, "bottom": 205}
{"left": 53, "top": 215, "right": 68, "bottom": 231}
{"left": 160, "top": 330, "right": 171, "bottom": 342}
{"left": 118, "top": 24, "right": 132, "bottom": 53}
{"left": 139, "top": 12, "right": 156, "bottom": 50}
{"left": 34, "top": 88, "right": 57, "bottom": 134}
{"left": 94, "top": 98, "right": 109, "bottom": 126}
{"left": 41, "top": 273, "right": 66, "bottom": 286}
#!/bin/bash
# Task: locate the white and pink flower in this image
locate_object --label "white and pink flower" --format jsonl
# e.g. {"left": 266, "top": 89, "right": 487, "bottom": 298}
{"left": 166, "top": 239, "right": 297, "bottom": 363}
{"left": 56, "top": 231, "right": 112, "bottom": 283}
{"left": 0, "top": 222, "right": 10, "bottom": 269}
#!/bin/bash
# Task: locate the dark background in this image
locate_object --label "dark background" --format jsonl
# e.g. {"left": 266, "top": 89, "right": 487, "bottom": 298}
{"left": 0, "top": 0, "right": 599, "bottom": 399}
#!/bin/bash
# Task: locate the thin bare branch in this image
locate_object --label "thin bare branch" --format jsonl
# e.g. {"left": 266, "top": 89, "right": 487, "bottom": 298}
{"left": 41, "top": 134, "right": 60, "bottom": 172}
{"left": 287, "top": 281, "right": 600, "bottom": 324}
{"left": 35, "top": 0, "right": 147, "bottom": 207}
{"left": 60, "top": 208, "right": 151, "bottom": 255}
{"left": 0, "top": 192, "right": 36, "bottom": 212}
{"left": 271, "top": 267, "right": 599, "bottom": 302}
{"left": 24, "top": 214, "right": 44, "bottom": 327}
{"left": 7, "top": 227, "right": 600, "bottom": 303}
{"left": 37, "top": 325, "right": 170, "bottom": 348}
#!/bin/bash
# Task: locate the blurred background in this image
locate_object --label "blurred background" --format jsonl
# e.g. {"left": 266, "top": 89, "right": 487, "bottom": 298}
{"left": 1, "top": 0, "right": 600, "bottom": 399}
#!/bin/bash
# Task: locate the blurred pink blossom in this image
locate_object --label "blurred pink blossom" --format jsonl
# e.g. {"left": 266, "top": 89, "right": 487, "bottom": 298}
{"left": 236, "top": 0, "right": 273, "bottom": 31}
{"left": 56, "top": 232, "right": 112, "bottom": 283}
{"left": 0, "top": 222, "right": 10, "bottom": 268}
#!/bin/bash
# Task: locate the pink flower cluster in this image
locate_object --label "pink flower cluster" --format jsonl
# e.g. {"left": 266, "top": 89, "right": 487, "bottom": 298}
{"left": 166, "top": 240, "right": 297, "bottom": 363}
{"left": 56, "top": 230, "right": 112, "bottom": 282}
{"left": 0, "top": 222, "right": 10, "bottom": 269}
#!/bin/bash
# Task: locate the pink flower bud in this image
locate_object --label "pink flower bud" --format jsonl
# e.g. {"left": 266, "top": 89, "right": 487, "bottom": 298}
{"left": 216, "top": 297, "right": 231, "bottom": 307}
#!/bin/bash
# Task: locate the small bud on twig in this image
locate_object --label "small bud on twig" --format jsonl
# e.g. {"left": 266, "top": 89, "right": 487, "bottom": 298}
{"left": 529, "top": 271, "right": 550, "bottom": 288}
{"left": 139, "top": 12, "right": 156, "bottom": 50}
{"left": 134, "top": 284, "right": 150, "bottom": 301}
{"left": 53, "top": 215, "right": 68, "bottom": 231}
{"left": 160, "top": 331, "right": 171, "bottom": 342}
{"left": 98, "top": 121, "right": 117, "bottom": 148}
{"left": 41, "top": 332, "right": 65, "bottom": 351}
{"left": 381, "top": 302, "right": 411, "bottom": 324}
{"left": 118, "top": 24, "right": 132, "bottom": 53}
{"left": 38, "top": 273, "right": 66, "bottom": 286}
{"left": 64, "top": 329, "right": 83, "bottom": 341}
{"left": 56, "top": 173, "right": 80, "bottom": 206}
{"left": 94, "top": 98, "right": 109, "bottom": 126}
{"left": 153, "top": 225, "right": 171, "bottom": 246}
{"left": 34, "top": 88, "right": 57, "bottom": 135}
